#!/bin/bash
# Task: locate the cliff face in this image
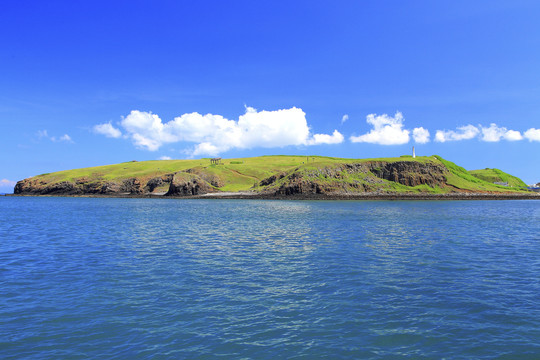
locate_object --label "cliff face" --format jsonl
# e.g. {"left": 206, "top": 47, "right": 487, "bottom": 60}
{"left": 14, "top": 169, "right": 220, "bottom": 197}
{"left": 165, "top": 172, "right": 216, "bottom": 196}
{"left": 265, "top": 161, "right": 448, "bottom": 195}
{"left": 14, "top": 177, "right": 146, "bottom": 195}
{"left": 367, "top": 161, "right": 447, "bottom": 187}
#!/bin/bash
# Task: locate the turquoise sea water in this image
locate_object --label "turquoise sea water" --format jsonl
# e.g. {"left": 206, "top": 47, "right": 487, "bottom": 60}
{"left": 1, "top": 197, "right": 539, "bottom": 359}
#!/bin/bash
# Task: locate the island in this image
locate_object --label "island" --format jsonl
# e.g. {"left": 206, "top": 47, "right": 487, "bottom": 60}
{"left": 12, "top": 155, "right": 539, "bottom": 200}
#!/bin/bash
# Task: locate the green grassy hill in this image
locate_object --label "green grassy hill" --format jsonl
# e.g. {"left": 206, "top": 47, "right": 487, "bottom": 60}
{"left": 469, "top": 168, "right": 528, "bottom": 188}
{"left": 14, "top": 155, "right": 529, "bottom": 196}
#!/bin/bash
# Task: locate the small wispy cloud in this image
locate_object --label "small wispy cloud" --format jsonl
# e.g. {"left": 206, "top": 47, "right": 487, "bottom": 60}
{"left": 435, "top": 123, "right": 524, "bottom": 143}
{"left": 53, "top": 134, "right": 73, "bottom": 143}
{"left": 341, "top": 114, "right": 349, "bottom": 124}
{"left": 159, "top": 156, "right": 172, "bottom": 160}
{"left": 435, "top": 125, "right": 480, "bottom": 143}
{"left": 37, "top": 129, "right": 49, "bottom": 139}
{"left": 307, "top": 130, "right": 344, "bottom": 145}
{"left": 36, "top": 130, "right": 74, "bottom": 143}
{"left": 93, "top": 122, "right": 122, "bottom": 138}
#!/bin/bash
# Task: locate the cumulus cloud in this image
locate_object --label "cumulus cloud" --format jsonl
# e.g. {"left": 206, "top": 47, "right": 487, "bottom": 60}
{"left": 97, "top": 107, "right": 343, "bottom": 155}
{"left": 341, "top": 114, "right": 349, "bottom": 124}
{"left": 435, "top": 123, "right": 524, "bottom": 143}
{"left": 504, "top": 130, "right": 524, "bottom": 141}
{"left": 412, "top": 127, "right": 430, "bottom": 144}
{"left": 0, "top": 179, "right": 16, "bottom": 188}
{"left": 307, "top": 130, "right": 345, "bottom": 145}
{"left": 158, "top": 156, "right": 172, "bottom": 160}
{"left": 94, "top": 122, "right": 122, "bottom": 138}
{"left": 524, "top": 128, "right": 540, "bottom": 142}
{"left": 480, "top": 123, "right": 522, "bottom": 142}
{"left": 435, "top": 125, "right": 480, "bottom": 143}
{"left": 350, "top": 112, "right": 410, "bottom": 145}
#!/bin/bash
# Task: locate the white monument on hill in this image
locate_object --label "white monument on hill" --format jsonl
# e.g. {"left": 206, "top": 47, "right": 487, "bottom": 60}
{"left": 412, "top": 146, "right": 416, "bottom": 158}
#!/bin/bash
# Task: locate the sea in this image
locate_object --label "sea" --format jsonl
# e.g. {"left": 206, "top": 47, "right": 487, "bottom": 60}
{"left": 1, "top": 197, "right": 539, "bottom": 359}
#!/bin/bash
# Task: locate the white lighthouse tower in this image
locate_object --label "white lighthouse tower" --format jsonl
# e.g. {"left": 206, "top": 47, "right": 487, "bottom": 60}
{"left": 412, "top": 146, "right": 416, "bottom": 158}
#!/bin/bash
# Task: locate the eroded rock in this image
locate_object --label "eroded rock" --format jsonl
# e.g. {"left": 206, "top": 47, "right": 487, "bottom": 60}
{"left": 165, "top": 172, "right": 215, "bottom": 196}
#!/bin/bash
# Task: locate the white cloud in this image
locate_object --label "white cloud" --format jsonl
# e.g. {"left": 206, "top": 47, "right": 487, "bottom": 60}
{"left": 94, "top": 122, "right": 122, "bottom": 138}
{"left": 524, "top": 128, "right": 540, "bottom": 141}
{"left": 480, "top": 123, "right": 522, "bottom": 142}
{"left": 37, "top": 130, "right": 74, "bottom": 143}
{"left": 158, "top": 156, "right": 172, "bottom": 160}
{"left": 99, "top": 107, "right": 341, "bottom": 155}
{"left": 192, "top": 142, "right": 222, "bottom": 157}
{"left": 237, "top": 107, "right": 310, "bottom": 148}
{"left": 435, "top": 123, "right": 524, "bottom": 143}
{"left": 504, "top": 130, "right": 523, "bottom": 141}
{"left": 56, "top": 134, "right": 73, "bottom": 143}
{"left": 412, "top": 127, "right": 430, "bottom": 144}
{"left": 341, "top": 114, "right": 349, "bottom": 124}
{"left": 0, "top": 179, "right": 16, "bottom": 188}
{"left": 307, "top": 130, "right": 344, "bottom": 145}
{"left": 350, "top": 112, "right": 410, "bottom": 145}
{"left": 435, "top": 125, "right": 480, "bottom": 142}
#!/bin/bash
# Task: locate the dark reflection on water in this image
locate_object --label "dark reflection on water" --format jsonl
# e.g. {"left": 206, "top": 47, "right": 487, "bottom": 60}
{"left": 1, "top": 198, "right": 539, "bottom": 359}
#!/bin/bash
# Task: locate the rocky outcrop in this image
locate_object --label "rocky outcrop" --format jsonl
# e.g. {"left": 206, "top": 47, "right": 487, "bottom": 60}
{"left": 185, "top": 168, "right": 224, "bottom": 187}
{"left": 144, "top": 174, "right": 174, "bottom": 193}
{"left": 15, "top": 177, "right": 145, "bottom": 195}
{"left": 367, "top": 161, "right": 447, "bottom": 187}
{"left": 14, "top": 178, "right": 81, "bottom": 195}
{"left": 274, "top": 172, "right": 329, "bottom": 195}
{"left": 258, "top": 172, "right": 286, "bottom": 186}
{"left": 267, "top": 161, "right": 448, "bottom": 196}
{"left": 13, "top": 167, "right": 221, "bottom": 196}
{"left": 165, "top": 172, "right": 216, "bottom": 196}
{"left": 120, "top": 178, "right": 143, "bottom": 194}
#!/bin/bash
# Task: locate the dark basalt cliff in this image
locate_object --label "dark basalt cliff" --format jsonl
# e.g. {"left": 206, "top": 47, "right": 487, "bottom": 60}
{"left": 14, "top": 177, "right": 146, "bottom": 195}
{"left": 14, "top": 168, "right": 222, "bottom": 196}
{"left": 263, "top": 161, "right": 448, "bottom": 196}
{"left": 165, "top": 172, "right": 216, "bottom": 196}
{"left": 367, "top": 161, "right": 447, "bottom": 187}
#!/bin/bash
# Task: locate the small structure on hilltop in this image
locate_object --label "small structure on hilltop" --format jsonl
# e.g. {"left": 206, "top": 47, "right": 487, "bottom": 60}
{"left": 412, "top": 146, "right": 416, "bottom": 158}
{"left": 210, "top": 157, "right": 222, "bottom": 165}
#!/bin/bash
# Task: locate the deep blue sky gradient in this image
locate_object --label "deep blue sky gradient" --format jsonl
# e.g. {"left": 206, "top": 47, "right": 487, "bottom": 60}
{"left": 1, "top": 0, "right": 540, "bottom": 189}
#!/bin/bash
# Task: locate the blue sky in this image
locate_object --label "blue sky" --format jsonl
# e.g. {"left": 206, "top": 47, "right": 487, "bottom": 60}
{"left": 2, "top": 0, "right": 540, "bottom": 191}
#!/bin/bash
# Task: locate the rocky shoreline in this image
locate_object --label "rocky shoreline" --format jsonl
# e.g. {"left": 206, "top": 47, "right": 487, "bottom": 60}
{"left": 6, "top": 192, "right": 540, "bottom": 200}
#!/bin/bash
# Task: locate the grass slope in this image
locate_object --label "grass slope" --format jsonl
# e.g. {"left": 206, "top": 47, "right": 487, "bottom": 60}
{"left": 469, "top": 168, "right": 528, "bottom": 188}
{"left": 29, "top": 155, "right": 527, "bottom": 194}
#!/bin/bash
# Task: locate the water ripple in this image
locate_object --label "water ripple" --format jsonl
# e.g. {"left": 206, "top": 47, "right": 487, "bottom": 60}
{"left": 1, "top": 198, "right": 539, "bottom": 359}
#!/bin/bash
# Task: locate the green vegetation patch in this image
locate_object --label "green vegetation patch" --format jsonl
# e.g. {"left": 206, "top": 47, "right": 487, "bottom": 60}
{"left": 433, "top": 156, "right": 526, "bottom": 192}
{"left": 470, "top": 168, "right": 527, "bottom": 188}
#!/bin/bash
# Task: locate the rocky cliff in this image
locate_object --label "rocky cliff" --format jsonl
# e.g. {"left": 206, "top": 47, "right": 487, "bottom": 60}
{"left": 14, "top": 169, "right": 222, "bottom": 197}
{"left": 263, "top": 161, "right": 448, "bottom": 196}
